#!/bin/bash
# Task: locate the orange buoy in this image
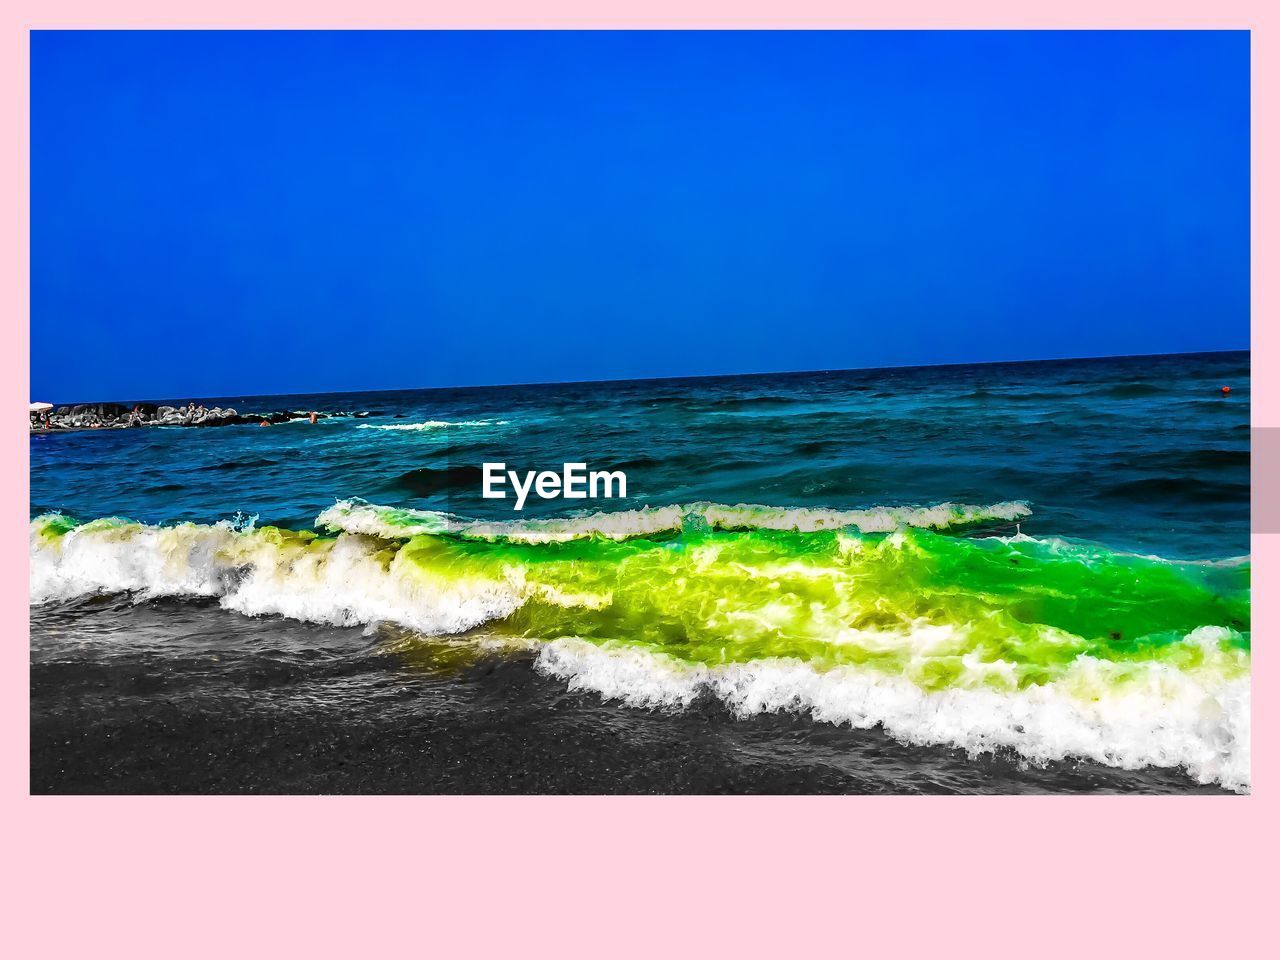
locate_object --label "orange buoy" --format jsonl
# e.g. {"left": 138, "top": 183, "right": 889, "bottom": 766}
{"left": 1222, "top": 386, "right": 1231, "bottom": 395}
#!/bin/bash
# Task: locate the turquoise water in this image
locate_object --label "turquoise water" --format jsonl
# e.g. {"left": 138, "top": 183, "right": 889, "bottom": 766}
{"left": 31, "top": 352, "right": 1249, "bottom": 556}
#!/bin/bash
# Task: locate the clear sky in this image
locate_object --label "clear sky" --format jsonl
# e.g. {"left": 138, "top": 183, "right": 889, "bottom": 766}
{"left": 32, "top": 30, "right": 1248, "bottom": 402}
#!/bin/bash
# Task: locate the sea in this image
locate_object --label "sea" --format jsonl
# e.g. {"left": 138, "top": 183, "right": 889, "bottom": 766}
{"left": 29, "top": 351, "right": 1251, "bottom": 793}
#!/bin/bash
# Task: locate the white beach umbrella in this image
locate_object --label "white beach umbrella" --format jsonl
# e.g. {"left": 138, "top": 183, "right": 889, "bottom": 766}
{"left": 29, "top": 402, "right": 53, "bottom": 412}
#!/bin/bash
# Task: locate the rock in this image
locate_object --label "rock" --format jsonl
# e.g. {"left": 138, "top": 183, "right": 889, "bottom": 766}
{"left": 35, "top": 400, "right": 335, "bottom": 433}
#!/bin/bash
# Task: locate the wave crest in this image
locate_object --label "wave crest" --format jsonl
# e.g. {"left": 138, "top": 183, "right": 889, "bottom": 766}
{"left": 315, "top": 497, "right": 1032, "bottom": 544}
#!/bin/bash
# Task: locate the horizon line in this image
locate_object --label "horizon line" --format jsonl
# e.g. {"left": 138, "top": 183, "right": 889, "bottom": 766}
{"left": 34, "top": 346, "right": 1250, "bottom": 407}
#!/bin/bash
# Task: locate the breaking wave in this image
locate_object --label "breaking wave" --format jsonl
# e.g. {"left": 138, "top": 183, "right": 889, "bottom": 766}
{"left": 533, "top": 634, "right": 1249, "bottom": 792}
{"left": 28, "top": 499, "right": 1251, "bottom": 791}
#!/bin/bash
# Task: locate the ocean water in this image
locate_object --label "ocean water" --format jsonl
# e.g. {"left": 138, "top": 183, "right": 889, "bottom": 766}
{"left": 30, "top": 351, "right": 1251, "bottom": 793}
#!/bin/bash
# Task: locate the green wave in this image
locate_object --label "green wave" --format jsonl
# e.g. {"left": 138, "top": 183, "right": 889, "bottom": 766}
{"left": 32, "top": 508, "right": 1249, "bottom": 685}
{"left": 29, "top": 506, "right": 1251, "bottom": 788}
{"left": 389, "top": 523, "right": 1249, "bottom": 688}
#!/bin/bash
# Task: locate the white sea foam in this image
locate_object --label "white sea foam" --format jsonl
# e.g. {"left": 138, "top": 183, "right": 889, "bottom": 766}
{"left": 534, "top": 633, "right": 1251, "bottom": 792}
{"left": 355, "top": 419, "right": 509, "bottom": 431}
{"left": 29, "top": 516, "right": 523, "bottom": 636}
{"left": 315, "top": 497, "right": 1032, "bottom": 543}
{"left": 455, "top": 505, "right": 692, "bottom": 544}
{"left": 698, "top": 500, "right": 1031, "bottom": 534}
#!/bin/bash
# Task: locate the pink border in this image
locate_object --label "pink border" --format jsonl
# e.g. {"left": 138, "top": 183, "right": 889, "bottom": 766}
{"left": 3, "top": 5, "right": 1273, "bottom": 954}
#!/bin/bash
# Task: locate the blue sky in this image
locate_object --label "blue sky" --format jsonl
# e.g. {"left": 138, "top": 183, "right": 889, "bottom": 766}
{"left": 32, "top": 30, "right": 1248, "bottom": 401}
